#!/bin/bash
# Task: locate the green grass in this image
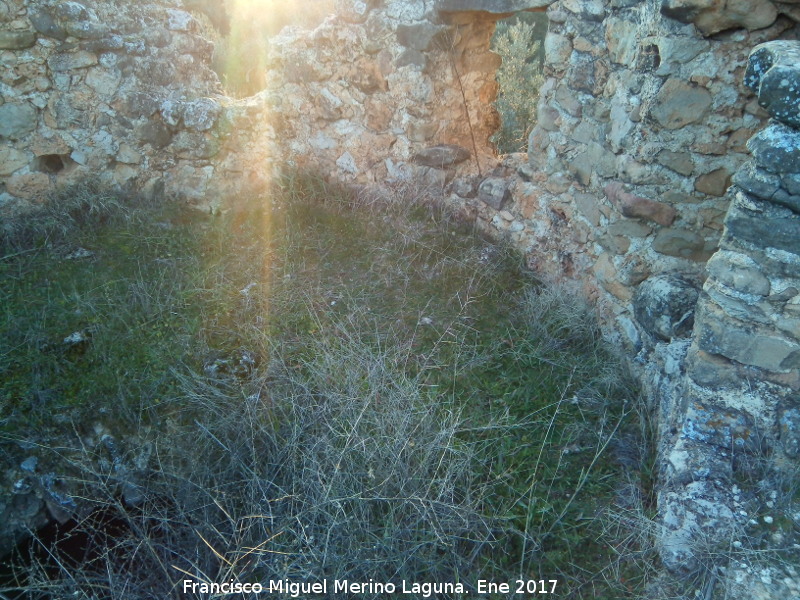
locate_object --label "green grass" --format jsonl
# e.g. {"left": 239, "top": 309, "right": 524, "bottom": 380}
{"left": 0, "top": 174, "right": 654, "bottom": 599}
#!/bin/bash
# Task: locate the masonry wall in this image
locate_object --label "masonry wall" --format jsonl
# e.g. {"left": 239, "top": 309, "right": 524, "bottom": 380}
{"left": 2, "top": 0, "right": 800, "bottom": 591}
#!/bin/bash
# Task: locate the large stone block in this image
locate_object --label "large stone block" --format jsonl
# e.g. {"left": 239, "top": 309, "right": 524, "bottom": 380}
{"left": 661, "top": 0, "right": 777, "bottom": 35}
{"left": 0, "top": 102, "right": 37, "bottom": 140}
{"left": 413, "top": 145, "right": 470, "bottom": 168}
{"left": 651, "top": 79, "right": 712, "bottom": 130}
{"left": 634, "top": 273, "right": 700, "bottom": 341}
{"left": 725, "top": 212, "right": 800, "bottom": 256}
{"left": 745, "top": 41, "right": 800, "bottom": 128}
{"left": 748, "top": 121, "right": 800, "bottom": 174}
{"left": 0, "top": 30, "right": 36, "bottom": 49}
{"left": 604, "top": 182, "right": 676, "bottom": 226}
{"left": 652, "top": 228, "right": 710, "bottom": 262}
{"left": 695, "top": 304, "right": 800, "bottom": 371}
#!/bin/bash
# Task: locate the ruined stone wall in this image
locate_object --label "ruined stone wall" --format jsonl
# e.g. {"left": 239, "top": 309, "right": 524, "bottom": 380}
{"left": 0, "top": 0, "right": 272, "bottom": 214}
{"left": 2, "top": 0, "right": 800, "bottom": 588}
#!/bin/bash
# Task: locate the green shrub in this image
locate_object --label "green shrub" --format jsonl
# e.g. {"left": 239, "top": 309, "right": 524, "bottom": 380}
{"left": 492, "top": 18, "right": 545, "bottom": 154}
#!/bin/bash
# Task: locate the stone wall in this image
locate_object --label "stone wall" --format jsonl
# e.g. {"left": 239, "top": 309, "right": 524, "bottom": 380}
{"left": 0, "top": 0, "right": 272, "bottom": 214}
{"left": 2, "top": 0, "right": 800, "bottom": 590}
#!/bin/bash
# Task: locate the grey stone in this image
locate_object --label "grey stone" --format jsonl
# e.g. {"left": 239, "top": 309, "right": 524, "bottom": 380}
{"left": 652, "top": 228, "right": 710, "bottom": 261}
{"left": 183, "top": 98, "right": 221, "bottom": 132}
{"left": 782, "top": 173, "right": 800, "bottom": 196}
{"left": 64, "top": 20, "right": 106, "bottom": 39}
{"left": 651, "top": 79, "right": 712, "bottom": 130}
{"left": 478, "top": 177, "right": 511, "bottom": 209}
{"left": 695, "top": 306, "right": 799, "bottom": 371}
{"left": 0, "top": 103, "right": 37, "bottom": 140}
{"left": 0, "top": 30, "right": 36, "bottom": 49}
{"left": 29, "top": 9, "right": 67, "bottom": 40}
{"left": 81, "top": 34, "right": 125, "bottom": 53}
{"left": 436, "top": 0, "right": 554, "bottom": 14}
{"left": 555, "top": 83, "right": 582, "bottom": 117}
{"left": 745, "top": 41, "right": 800, "bottom": 128}
{"left": 451, "top": 177, "right": 477, "bottom": 198}
{"left": 726, "top": 213, "right": 800, "bottom": 256}
{"left": 778, "top": 401, "right": 800, "bottom": 458}
{"left": 706, "top": 251, "right": 771, "bottom": 296}
{"left": 656, "top": 150, "right": 694, "bottom": 176}
{"left": 413, "top": 145, "right": 470, "bottom": 168}
{"left": 172, "top": 131, "right": 221, "bottom": 159}
{"left": 634, "top": 273, "right": 699, "bottom": 341}
{"left": 772, "top": 189, "right": 800, "bottom": 214}
{"left": 136, "top": 120, "right": 173, "bottom": 149}
{"left": 396, "top": 49, "right": 427, "bottom": 70}
{"left": 732, "top": 161, "right": 781, "bottom": 201}
{"left": 682, "top": 402, "right": 762, "bottom": 453}
{"left": 748, "top": 121, "right": 800, "bottom": 174}
{"left": 661, "top": 0, "right": 777, "bottom": 35}
{"left": 335, "top": 0, "right": 373, "bottom": 23}
{"left": 396, "top": 24, "right": 442, "bottom": 52}
{"left": 47, "top": 51, "right": 98, "bottom": 72}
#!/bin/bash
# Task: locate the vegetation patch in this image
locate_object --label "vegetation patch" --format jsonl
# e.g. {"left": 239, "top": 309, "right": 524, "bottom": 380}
{"left": 1, "top": 174, "right": 654, "bottom": 599}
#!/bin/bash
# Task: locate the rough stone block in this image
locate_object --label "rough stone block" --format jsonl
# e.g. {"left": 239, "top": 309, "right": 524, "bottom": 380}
{"left": 0, "top": 146, "right": 31, "bottom": 176}
{"left": 413, "top": 145, "right": 470, "bottom": 168}
{"left": 0, "top": 30, "right": 36, "bottom": 49}
{"left": 652, "top": 228, "right": 709, "bottom": 261}
{"left": 396, "top": 23, "right": 443, "bottom": 52}
{"left": 604, "top": 181, "right": 676, "bottom": 226}
{"left": 6, "top": 172, "right": 51, "bottom": 200}
{"left": 748, "top": 121, "right": 800, "bottom": 174}
{"left": 436, "top": 0, "right": 554, "bottom": 14}
{"left": 478, "top": 177, "right": 511, "bottom": 209}
{"left": 732, "top": 161, "right": 781, "bottom": 201}
{"left": 661, "top": 0, "right": 777, "bottom": 35}
{"left": 656, "top": 150, "right": 694, "bottom": 176}
{"left": 682, "top": 401, "right": 761, "bottom": 453}
{"left": 778, "top": 401, "right": 800, "bottom": 458}
{"left": 726, "top": 213, "right": 800, "bottom": 256}
{"left": 651, "top": 79, "right": 711, "bottom": 130}
{"left": 745, "top": 41, "right": 800, "bottom": 128}
{"left": 0, "top": 102, "right": 37, "bottom": 140}
{"left": 47, "top": 50, "right": 98, "bottom": 72}
{"left": 634, "top": 273, "right": 699, "bottom": 341}
{"left": 694, "top": 168, "right": 731, "bottom": 197}
{"left": 695, "top": 307, "right": 800, "bottom": 371}
{"left": 706, "top": 250, "right": 771, "bottom": 296}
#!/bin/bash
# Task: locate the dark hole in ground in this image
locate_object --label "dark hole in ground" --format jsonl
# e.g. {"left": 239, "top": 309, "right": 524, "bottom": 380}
{"left": 0, "top": 505, "right": 137, "bottom": 599}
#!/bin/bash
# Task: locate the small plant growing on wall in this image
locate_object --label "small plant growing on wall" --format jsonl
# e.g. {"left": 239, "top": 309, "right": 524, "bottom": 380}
{"left": 491, "top": 17, "right": 545, "bottom": 154}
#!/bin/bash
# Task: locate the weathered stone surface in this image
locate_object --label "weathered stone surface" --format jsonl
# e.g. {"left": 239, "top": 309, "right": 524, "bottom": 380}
{"left": 29, "top": 9, "right": 67, "bottom": 40}
{"left": 413, "top": 145, "right": 470, "bottom": 168}
{"left": 706, "top": 250, "right": 771, "bottom": 296}
{"left": 478, "top": 177, "right": 511, "bottom": 209}
{"left": 436, "top": 0, "right": 554, "bottom": 13}
{"left": 0, "top": 146, "right": 31, "bottom": 176}
{"left": 656, "top": 150, "right": 694, "bottom": 176}
{"left": 696, "top": 306, "right": 800, "bottom": 371}
{"left": 694, "top": 168, "right": 731, "bottom": 197}
{"left": 47, "top": 51, "right": 98, "bottom": 72}
{"left": 652, "top": 228, "right": 710, "bottom": 261}
{"left": 0, "top": 30, "right": 36, "bottom": 49}
{"left": 605, "top": 182, "right": 677, "bottom": 226}
{"left": 732, "top": 160, "right": 781, "bottom": 200}
{"left": 745, "top": 41, "right": 800, "bottom": 128}
{"left": 661, "top": 0, "right": 778, "bottom": 35}
{"left": 0, "top": 103, "right": 37, "bottom": 140}
{"left": 726, "top": 213, "right": 800, "bottom": 256}
{"left": 335, "top": 0, "right": 373, "bottom": 23}
{"left": 396, "top": 24, "right": 442, "bottom": 52}
{"left": 682, "top": 401, "right": 761, "bottom": 452}
{"left": 651, "top": 79, "right": 712, "bottom": 130}
{"left": 634, "top": 273, "right": 699, "bottom": 341}
{"left": 6, "top": 172, "right": 51, "bottom": 200}
{"left": 748, "top": 122, "right": 800, "bottom": 174}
